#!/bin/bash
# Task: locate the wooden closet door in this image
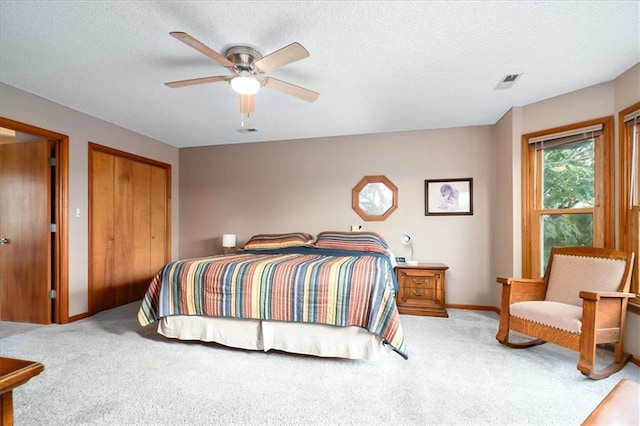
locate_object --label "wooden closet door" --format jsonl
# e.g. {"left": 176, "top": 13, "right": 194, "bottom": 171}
{"left": 89, "top": 143, "right": 170, "bottom": 314}
{"left": 149, "top": 165, "right": 168, "bottom": 277}
{"left": 113, "top": 156, "right": 152, "bottom": 306}
{"left": 90, "top": 150, "right": 115, "bottom": 313}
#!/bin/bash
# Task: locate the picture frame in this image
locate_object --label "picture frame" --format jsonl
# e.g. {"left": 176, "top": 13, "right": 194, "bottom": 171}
{"left": 425, "top": 178, "right": 474, "bottom": 216}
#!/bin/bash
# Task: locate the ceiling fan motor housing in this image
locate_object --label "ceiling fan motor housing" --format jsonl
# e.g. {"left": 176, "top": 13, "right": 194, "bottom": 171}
{"left": 225, "top": 45, "right": 263, "bottom": 72}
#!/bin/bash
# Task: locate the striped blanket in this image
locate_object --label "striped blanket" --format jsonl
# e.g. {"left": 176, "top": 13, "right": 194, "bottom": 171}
{"left": 138, "top": 248, "right": 407, "bottom": 359}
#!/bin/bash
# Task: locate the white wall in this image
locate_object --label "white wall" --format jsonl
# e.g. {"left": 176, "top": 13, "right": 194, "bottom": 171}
{"left": 0, "top": 83, "right": 180, "bottom": 317}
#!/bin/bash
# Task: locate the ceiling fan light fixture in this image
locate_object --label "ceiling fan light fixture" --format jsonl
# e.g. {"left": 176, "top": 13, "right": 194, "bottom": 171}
{"left": 230, "top": 73, "right": 261, "bottom": 95}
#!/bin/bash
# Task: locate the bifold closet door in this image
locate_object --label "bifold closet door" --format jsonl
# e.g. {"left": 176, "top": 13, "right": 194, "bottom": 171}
{"left": 149, "top": 165, "right": 167, "bottom": 278}
{"left": 90, "top": 150, "right": 116, "bottom": 313}
{"left": 112, "top": 156, "right": 153, "bottom": 307}
{"left": 90, "top": 144, "right": 170, "bottom": 314}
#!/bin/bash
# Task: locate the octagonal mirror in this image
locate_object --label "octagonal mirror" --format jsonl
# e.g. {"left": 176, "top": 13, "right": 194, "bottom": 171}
{"left": 352, "top": 175, "right": 398, "bottom": 221}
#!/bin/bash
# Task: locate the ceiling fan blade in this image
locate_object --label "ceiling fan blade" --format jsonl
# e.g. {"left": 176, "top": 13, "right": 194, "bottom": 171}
{"left": 262, "top": 77, "right": 319, "bottom": 102}
{"left": 164, "top": 75, "right": 230, "bottom": 88}
{"left": 253, "top": 42, "right": 309, "bottom": 73}
{"left": 169, "top": 32, "right": 234, "bottom": 69}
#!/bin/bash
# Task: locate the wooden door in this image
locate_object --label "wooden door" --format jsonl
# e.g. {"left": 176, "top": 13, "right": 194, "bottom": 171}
{"left": 149, "top": 166, "right": 168, "bottom": 277}
{"left": 0, "top": 140, "right": 52, "bottom": 323}
{"left": 89, "top": 144, "right": 170, "bottom": 314}
{"left": 90, "top": 150, "right": 115, "bottom": 313}
{"left": 112, "top": 156, "right": 152, "bottom": 306}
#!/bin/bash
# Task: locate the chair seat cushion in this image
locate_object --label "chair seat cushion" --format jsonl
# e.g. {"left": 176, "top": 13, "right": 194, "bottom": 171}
{"left": 510, "top": 301, "right": 582, "bottom": 334}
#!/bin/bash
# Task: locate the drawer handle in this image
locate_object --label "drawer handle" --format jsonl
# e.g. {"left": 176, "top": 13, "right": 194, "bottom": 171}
{"left": 412, "top": 290, "right": 429, "bottom": 297}
{"left": 411, "top": 278, "right": 426, "bottom": 285}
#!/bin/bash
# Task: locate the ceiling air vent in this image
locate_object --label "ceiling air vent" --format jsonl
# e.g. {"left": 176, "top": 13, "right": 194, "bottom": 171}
{"left": 495, "top": 73, "right": 522, "bottom": 90}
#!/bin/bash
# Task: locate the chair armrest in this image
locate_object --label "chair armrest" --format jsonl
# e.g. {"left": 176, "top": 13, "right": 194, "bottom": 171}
{"left": 580, "top": 291, "right": 635, "bottom": 331}
{"left": 579, "top": 291, "right": 636, "bottom": 301}
{"left": 497, "top": 277, "right": 545, "bottom": 285}
{"left": 497, "top": 277, "right": 546, "bottom": 303}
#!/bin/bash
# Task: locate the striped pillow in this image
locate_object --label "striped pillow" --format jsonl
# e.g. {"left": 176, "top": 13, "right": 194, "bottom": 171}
{"left": 243, "top": 232, "right": 314, "bottom": 250}
{"left": 313, "top": 231, "right": 390, "bottom": 254}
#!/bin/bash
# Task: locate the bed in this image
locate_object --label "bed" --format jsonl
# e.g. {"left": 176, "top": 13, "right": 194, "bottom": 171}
{"left": 137, "top": 232, "right": 408, "bottom": 360}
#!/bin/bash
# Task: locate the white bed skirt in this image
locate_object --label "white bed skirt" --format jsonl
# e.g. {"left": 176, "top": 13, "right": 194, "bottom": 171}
{"left": 158, "top": 316, "right": 389, "bottom": 360}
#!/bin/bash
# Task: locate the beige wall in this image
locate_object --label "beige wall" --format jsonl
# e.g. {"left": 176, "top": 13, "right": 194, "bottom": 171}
{"left": 492, "top": 107, "right": 523, "bottom": 305}
{"left": 180, "top": 126, "right": 497, "bottom": 307}
{"left": 492, "top": 63, "right": 640, "bottom": 355}
{"left": 2, "top": 62, "right": 638, "bottom": 354}
{"left": 0, "top": 83, "right": 180, "bottom": 317}
{"left": 614, "top": 63, "right": 639, "bottom": 116}
{"left": 613, "top": 64, "right": 640, "bottom": 357}
{"left": 180, "top": 64, "right": 640, "bottom": 351}
{"left": 520, "top": 81, "right": 615, "bottom": 134}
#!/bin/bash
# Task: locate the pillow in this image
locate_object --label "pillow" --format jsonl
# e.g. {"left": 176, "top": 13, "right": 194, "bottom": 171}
{"left": 242, "top": 232, "right": 314, "bottom": 250}
{"left": 313, "top": 231, "right": 390, "bottom": 254}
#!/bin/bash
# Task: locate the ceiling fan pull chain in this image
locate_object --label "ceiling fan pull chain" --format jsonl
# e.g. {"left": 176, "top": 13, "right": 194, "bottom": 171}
{"left": 240, "top": 96, "right": 245, "bottom": 128}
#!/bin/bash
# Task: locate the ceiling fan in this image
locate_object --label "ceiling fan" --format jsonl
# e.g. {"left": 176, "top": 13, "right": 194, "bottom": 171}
{"left": 164, "top": 32, "right": 319, "bottom": 113}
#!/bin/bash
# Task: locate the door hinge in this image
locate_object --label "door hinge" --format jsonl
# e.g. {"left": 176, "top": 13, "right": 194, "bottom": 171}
{"left": 48, "top": 289, "right": 56, "bottom": 299}
{"left": 49, "top": 223, "right": 57, "bottom": 233}
{"left": 49, "top": 157, "right": 56, "bottom": 167}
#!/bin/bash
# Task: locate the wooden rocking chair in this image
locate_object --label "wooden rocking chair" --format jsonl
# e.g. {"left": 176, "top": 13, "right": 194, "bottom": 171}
{"left": 496, "top": 246, "right": 635, "bottom": 380}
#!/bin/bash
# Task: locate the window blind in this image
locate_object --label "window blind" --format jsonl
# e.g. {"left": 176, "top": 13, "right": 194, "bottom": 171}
{"left": 628, "top": 110, "right": 639, "bottom": 206}
{"left": 528, "top": 124, "right": 603, "bottom": 147}
{"left": 529, "top": 123, "right": 602, "bottom": 196}
{"left": 623, "top": 109, "right": 640, "bottom": 125}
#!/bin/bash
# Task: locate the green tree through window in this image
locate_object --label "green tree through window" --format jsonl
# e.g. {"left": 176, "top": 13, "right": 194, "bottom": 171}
{"left": 523, "top": 118, "right": 613, "bottom": 279}
{"left": 541, "top": 139, "right": 594, "bottom": 272}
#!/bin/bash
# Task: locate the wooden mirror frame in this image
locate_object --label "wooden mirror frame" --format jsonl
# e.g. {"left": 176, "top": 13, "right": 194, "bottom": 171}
{"left": 351, "top": 175, "right": 398, "bottom": 221}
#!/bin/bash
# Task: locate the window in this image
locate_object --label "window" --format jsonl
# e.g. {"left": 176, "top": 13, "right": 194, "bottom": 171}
{"left": 351, "top": 175, "right": 398, "bottom": 221}
{"left": 619, "top": 102, "right": 640, "bottom": 300}
{"left": 521, "top": 117, "right": 614, "bottom": 278}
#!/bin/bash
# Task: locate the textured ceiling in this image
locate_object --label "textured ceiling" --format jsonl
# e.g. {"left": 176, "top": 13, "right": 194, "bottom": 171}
{"left": 1, "top": 1, "right": 638, "bottom": 148}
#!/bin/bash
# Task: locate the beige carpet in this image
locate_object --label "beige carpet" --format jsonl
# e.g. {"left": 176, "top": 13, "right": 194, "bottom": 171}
{"left": 1, "top": 302, "right": 639, "bottom": 425}
{"left": 0, "top": 320, "right": 43, "bottom": 338}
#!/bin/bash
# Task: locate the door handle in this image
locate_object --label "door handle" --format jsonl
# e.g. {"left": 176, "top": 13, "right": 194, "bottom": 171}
{"left": 0, "top": 237, "right": 8, "bottom": 244}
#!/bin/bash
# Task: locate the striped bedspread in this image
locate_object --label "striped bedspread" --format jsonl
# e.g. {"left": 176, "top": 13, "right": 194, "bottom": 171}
{"left": 137, "top": 249, "right": 407, "bottom": 359}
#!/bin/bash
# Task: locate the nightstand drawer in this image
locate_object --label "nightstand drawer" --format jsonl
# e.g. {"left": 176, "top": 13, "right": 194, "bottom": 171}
{"left": 401, "top": 270, "right": 442, "bottom": 284}
{"left": 395, "top": 263, "right": 449, "bottom": 318}
{"left": 406, "top": 276, "right": 437, "bottom": 287}
{"left": 405, "top": 287, "right": 435, "bottom": 299}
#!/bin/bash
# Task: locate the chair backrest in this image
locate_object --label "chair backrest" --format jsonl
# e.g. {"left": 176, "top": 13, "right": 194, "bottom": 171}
{"left": 544, "top": 247, "right": 630, "bottom": 306}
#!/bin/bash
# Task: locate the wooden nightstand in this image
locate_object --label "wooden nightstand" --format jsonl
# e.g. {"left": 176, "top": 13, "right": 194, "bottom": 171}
{"left": 395, "top": 263, "right": 449, "bottom": 317}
